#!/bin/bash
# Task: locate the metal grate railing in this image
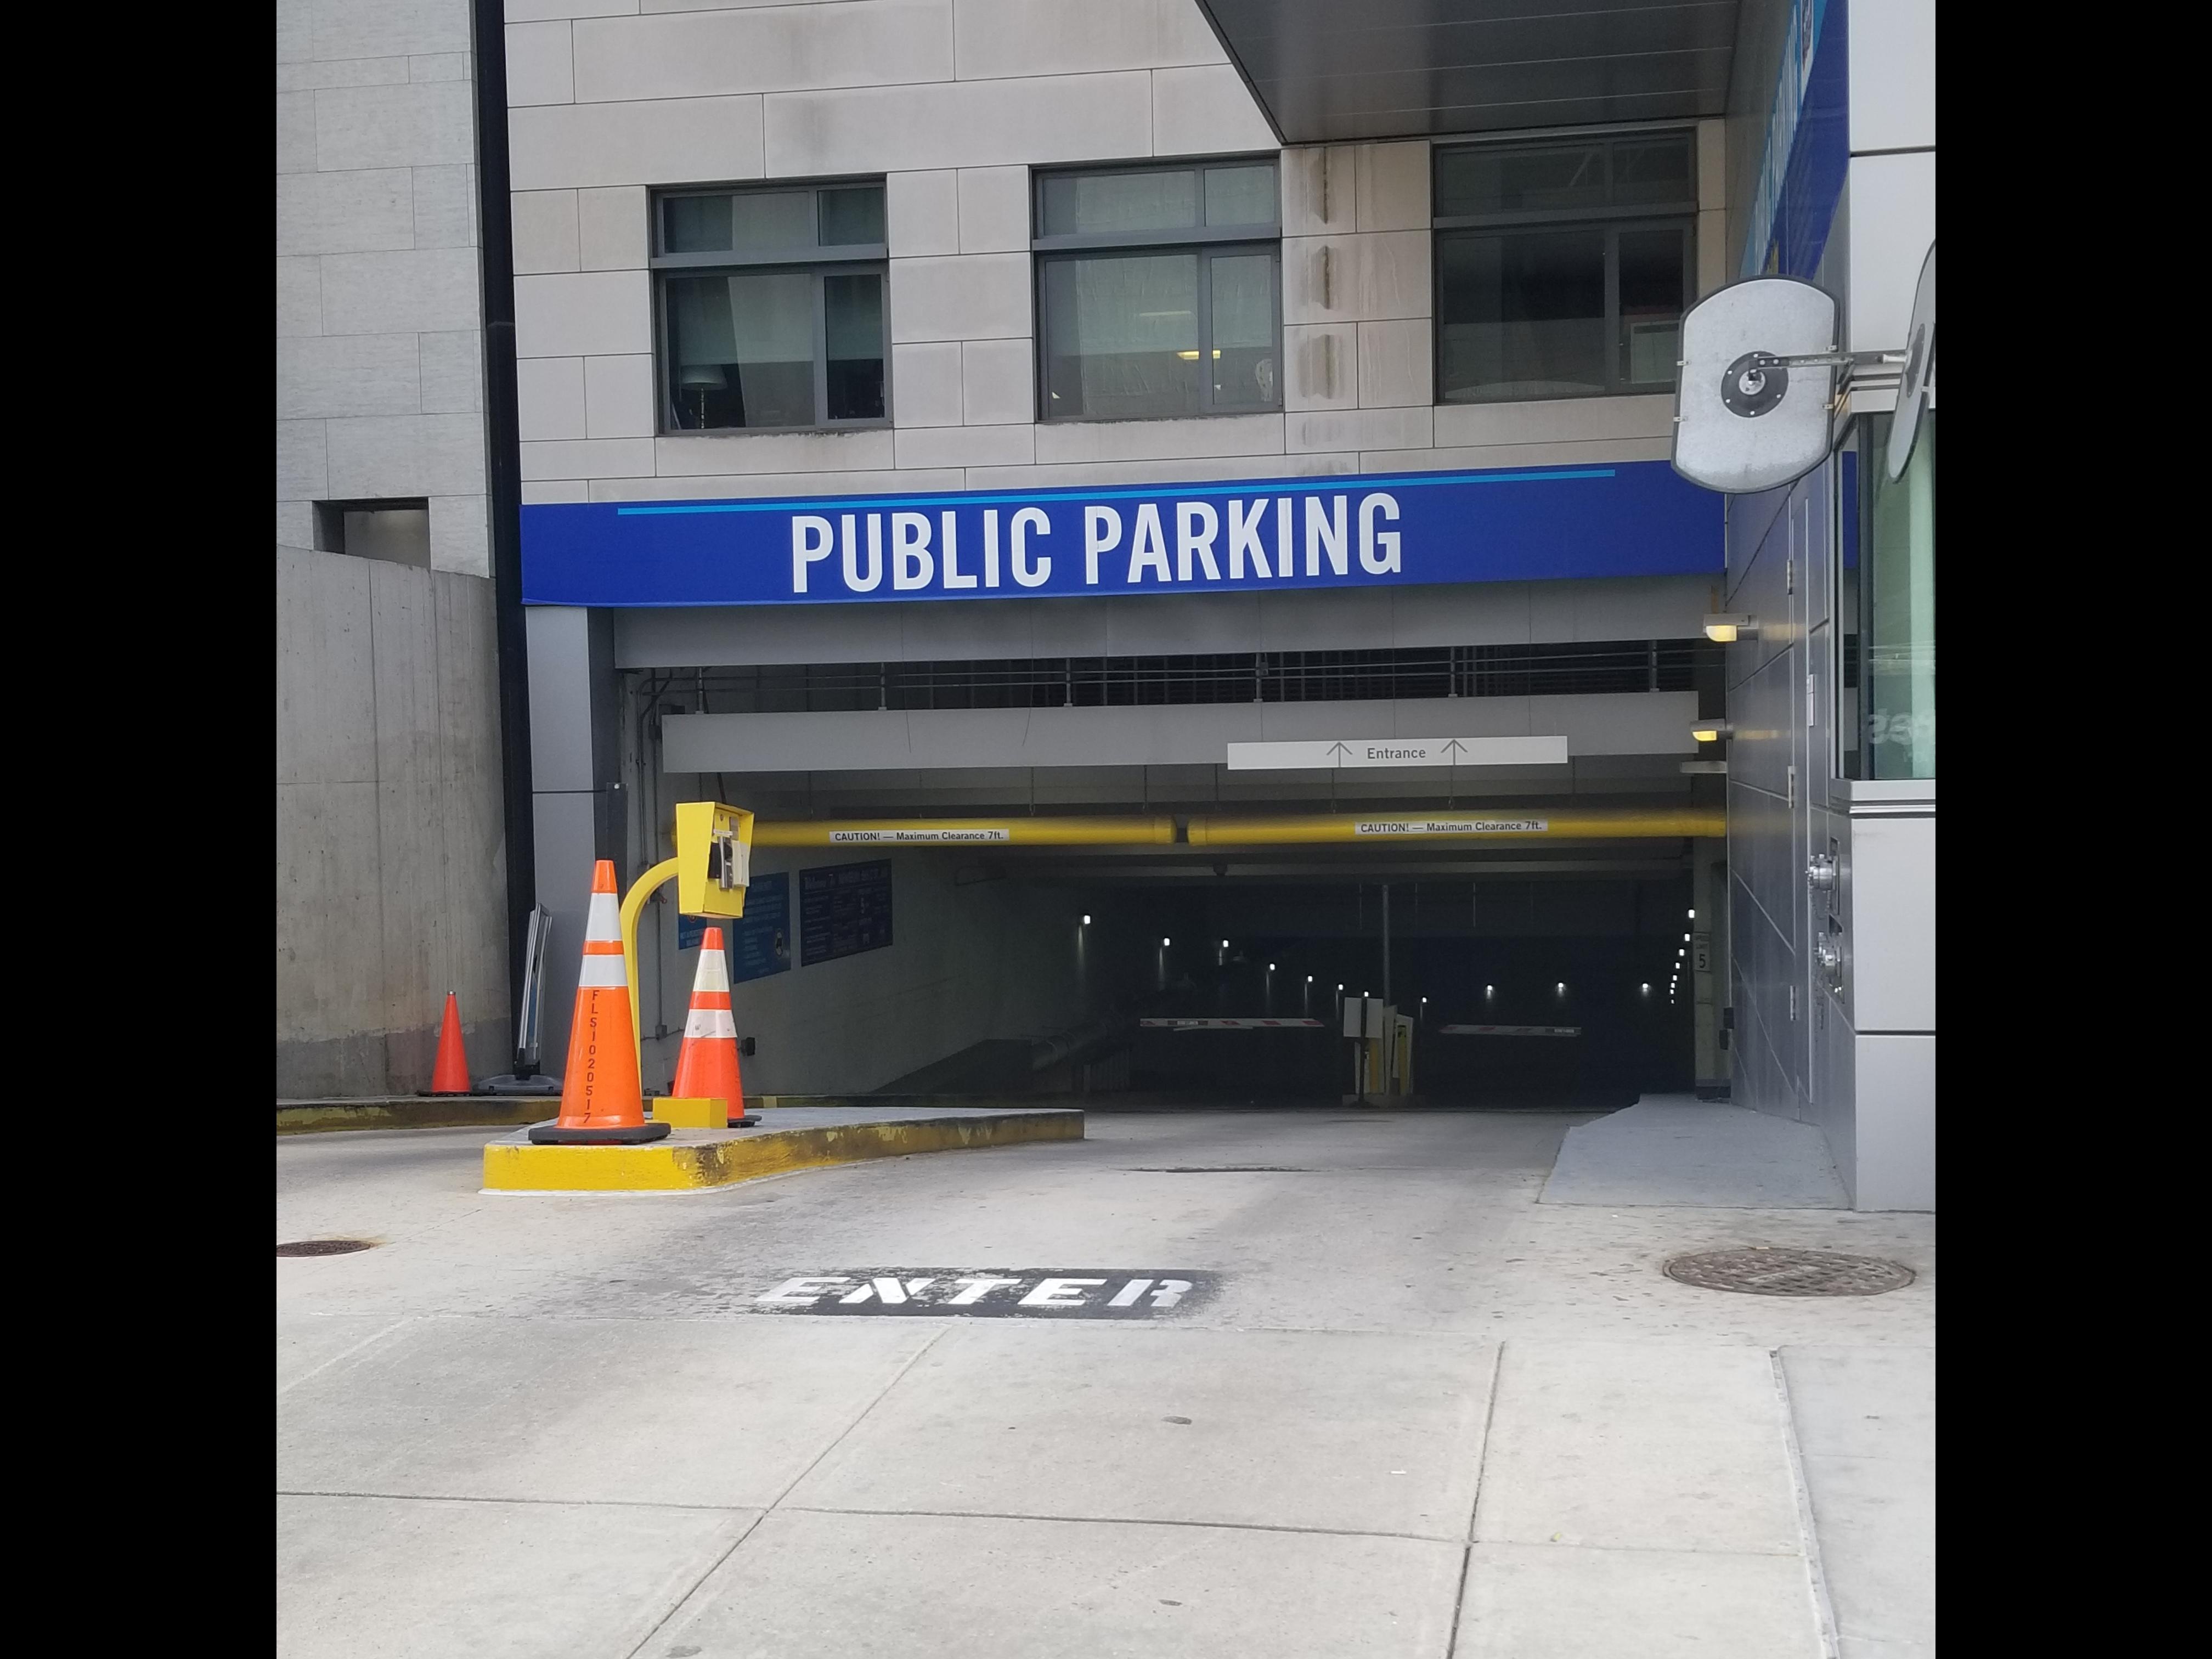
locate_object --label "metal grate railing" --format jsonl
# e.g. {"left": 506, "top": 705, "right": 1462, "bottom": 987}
{"left": 649, "top": 639, "right": 1713, "bottom": 715}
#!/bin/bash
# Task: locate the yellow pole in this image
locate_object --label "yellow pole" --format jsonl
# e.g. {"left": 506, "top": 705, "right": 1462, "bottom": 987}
{"left": 620, "top": 857, "right": 681, "bottom": 1069}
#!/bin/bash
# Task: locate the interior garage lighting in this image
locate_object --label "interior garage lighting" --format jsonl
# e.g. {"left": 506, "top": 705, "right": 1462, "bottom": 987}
{"left": 1081, "top": 914, "right": 1091, "bottom": 925}
{"left": 1688, "top": 909, "right": 1696, "bottom": 919}
{"left": 1161, "top": 937, "right": 1171, "bottom": 947}
{"left": 1555, "top": 982, "right": 1566, "bottom": 994}
{"left": 1485, "top": 985, "right": 1495, "bottom": 995}
{"left": 1703, "top": 613, "right": 1759, "bottom": 644}
{"left": 1683, "top": 933, "right": 1691, "bottom": 942}
{"left": 1221, "top": 939, "right": 1229, "bottom": 949}
{"left": 1306, "top": 974, "right": 1314, "bottom": 983}
{"left": 1691, "top": 721, "right": 1735, "bottom": 743}
{"left": 1641, "top": 983, "right": 1650, "bottom": 992}
{"left": 1268, "top": 963, "right": 1277, "bottom": 972}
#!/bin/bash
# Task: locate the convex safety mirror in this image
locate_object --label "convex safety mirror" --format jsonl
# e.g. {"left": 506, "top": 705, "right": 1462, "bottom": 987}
{"left": 1887, "top": 242, "right": 1935, "bottom": 482}
{"left": 1672, "top": 277, "right": 1839, "bottom": 494}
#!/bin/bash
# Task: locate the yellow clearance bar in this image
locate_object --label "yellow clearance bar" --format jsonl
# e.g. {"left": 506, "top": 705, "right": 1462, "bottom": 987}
{"left": 1188, "top": 808, "right": 1724, "bottom": 844}
{"left": 751, "top": 816, "right": 1177, "bottom": 848}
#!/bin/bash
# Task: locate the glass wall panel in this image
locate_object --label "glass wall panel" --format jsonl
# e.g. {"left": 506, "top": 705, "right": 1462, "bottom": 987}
{"left": 663, "top": 195, "right": 733, "bottom": 254}
{"left": 666, "top": 270, "right": 815, "bottom": 430}
{"left": 819, "top": 185, "right": 886, "bottom": 247}
{"left": 1613, "top": 137, "right": 1693, "bottom": 204}
{"left": 725, "top": 192, "right": 814, "bottom": 255}
{"left": 823, "top": 272, "right": 885, "bottom": 421}
{"left": 1209, "top": 252, "right": 1277, "bottom": 407}
{"left": 1205, "top": 166, "right": 1278, "bottom": 227}
{"left": 1859, "top": 411, "right": 1936, "bottom": 777}
{"left": 1437, "top": 229, "right": 1606, "bottom": 400}
{"left": 1041, "top": 253, "right": 1201, "bottom": 419}
{"left": 1041, "top": 170, "right": 1198, "bottom": 238}
{"left": 1435, "top": 143, "right": 1607, "bottom": 217}
{"left": 1618, "top": 225, "right": 1687, "bottom": 386}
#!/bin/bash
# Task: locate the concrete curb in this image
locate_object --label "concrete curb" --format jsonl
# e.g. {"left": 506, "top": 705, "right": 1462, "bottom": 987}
{"left": 278, "top": 1097, "right": 560, "bottom": 1135}
{"left": 479, "top": 1108, "right": 1085, "bottom": 1193}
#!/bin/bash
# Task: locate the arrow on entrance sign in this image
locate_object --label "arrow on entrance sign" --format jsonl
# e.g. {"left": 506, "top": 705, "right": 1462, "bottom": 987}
{"left": 1224, "top": 735, "right": 1570, "bottom": 770}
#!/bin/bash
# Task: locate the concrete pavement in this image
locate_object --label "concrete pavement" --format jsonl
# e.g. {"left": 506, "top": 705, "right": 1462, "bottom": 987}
{"left": 277, "top": 1108, "right": 1933, "bottom": 1657}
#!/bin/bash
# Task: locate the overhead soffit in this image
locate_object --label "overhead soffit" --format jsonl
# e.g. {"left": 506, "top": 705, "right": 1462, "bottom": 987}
{"left": 1195, "top": 0, "right": 1741, "bottom": 144}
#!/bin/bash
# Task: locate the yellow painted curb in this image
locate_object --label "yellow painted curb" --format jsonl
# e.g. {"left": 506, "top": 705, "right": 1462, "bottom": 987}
{"left": 278, "top": 1098, "right": 556, "bottom": 1135}
{"left": 651, "top": 1097, "right": 728, "bottom": 1128}
{"left": 482, "top": 1110, "right": 1083, "bottom": 1193}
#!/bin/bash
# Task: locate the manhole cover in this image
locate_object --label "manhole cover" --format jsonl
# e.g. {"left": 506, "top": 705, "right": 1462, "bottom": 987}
{"left": 275, "top": 1239, "right": 377, "bottom": 1257}
{"left": 1663, "top": 1248, "right": 1914, "bottom": 1297}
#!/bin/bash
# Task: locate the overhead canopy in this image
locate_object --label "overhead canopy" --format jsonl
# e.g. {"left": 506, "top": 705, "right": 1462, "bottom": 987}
{"left": 1195, "top": 0, "right": 1740, "bottom": 144}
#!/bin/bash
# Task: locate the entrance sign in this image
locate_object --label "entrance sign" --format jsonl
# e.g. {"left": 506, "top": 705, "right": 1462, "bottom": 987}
{"left": 752, "top": 1269, "right": 1219, "bottom": 1318}
{"left": 1227, "top": 735, "right": 1567, "bottom": 770}
{"left": 521, "top": 461, "right": 1719, "bottom": 608}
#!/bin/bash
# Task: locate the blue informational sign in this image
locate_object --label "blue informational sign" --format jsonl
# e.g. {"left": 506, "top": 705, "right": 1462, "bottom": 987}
{"left": 728, "top": 871, "right": 791, "bottom": 984}
{"left": 800, "top": 861, "right": 892, "bottom": 966}
{"left": 521, "top": 460, "right": 1720, "bottom": 609}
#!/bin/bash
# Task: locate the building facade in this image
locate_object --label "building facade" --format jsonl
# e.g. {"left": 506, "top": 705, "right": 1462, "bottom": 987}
{"left": 276, "top": 0, "right": 511, "bottom": 1094}
{"left": 274, "top": 0, "right": 1932, "bottom": 1209}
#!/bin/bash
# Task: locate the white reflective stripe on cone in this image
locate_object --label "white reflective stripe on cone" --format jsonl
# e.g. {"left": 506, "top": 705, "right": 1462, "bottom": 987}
{"left": 578, "top": 955, "right": 629, "bottom": 988}
{"left": 684, "top": 1006, "right": 738, "bottom": 1040}
{"left": 691, "top": 947, "right": 730, "bottom": 994}
{"left": 585, "top": 891, "right": 622, "bottom": 939}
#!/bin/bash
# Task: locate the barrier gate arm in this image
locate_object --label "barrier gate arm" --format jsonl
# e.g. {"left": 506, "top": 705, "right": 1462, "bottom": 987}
{"left": 619, "top": 857, "right": 682, "bottom": 1068}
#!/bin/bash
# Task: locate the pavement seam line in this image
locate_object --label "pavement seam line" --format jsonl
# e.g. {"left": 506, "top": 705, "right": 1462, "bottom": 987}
{"left": 1446, "top": 1340, "right": 1508, "bottom": 1656}
{"left": 597, "top": 1327, "right": 951, "bottom": 1659}
{"left": 1772, "top": 1348, "right": 1844, "bottom": 1659}
{"left": 616, "top": 1328, "right": 952, "bottom": 1659}
{"left": 775, "top": 1504, "right": 1465, "bottom": 1546}
{"left": 276, "top": 1317, "right": 412, "bottom": 1398}
{"left": 276, "top": 1490, "right": 758, "bottom": 1513}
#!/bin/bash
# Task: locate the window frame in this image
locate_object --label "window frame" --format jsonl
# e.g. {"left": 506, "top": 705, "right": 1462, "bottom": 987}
{"left": 650, "top": 178, "right": 892, "bottom": 436}
{"left": 1031, "top": 157, "right": 1283, "bottom": 425}
{"left": 1430, "top": 129, "right": 1699, "bottom": 404}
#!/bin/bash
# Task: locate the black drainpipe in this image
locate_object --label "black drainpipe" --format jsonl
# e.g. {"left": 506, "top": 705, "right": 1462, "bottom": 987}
{"left": 471, "top": 0, "right": 535, "bottom": 1064}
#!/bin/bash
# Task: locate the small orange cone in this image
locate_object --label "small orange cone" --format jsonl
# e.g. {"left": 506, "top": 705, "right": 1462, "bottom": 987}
{"left": 670, "top": 928, "right": 758, "bottom": 1126}
{"left": 529, "top": 861, "right": 670, "bottom": 1145}
{"left": 426, "top": 992, "right": 472, "bottom": 1094}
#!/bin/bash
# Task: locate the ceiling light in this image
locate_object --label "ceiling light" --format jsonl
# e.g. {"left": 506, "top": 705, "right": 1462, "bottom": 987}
{"left": 1691, "top": 720, "right": 1735, "bottom": 743}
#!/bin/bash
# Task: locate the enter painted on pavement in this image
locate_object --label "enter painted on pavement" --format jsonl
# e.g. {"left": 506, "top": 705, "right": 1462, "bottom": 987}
{"left": 751, "top": 1269, "right": 1218, "bottom": 1318}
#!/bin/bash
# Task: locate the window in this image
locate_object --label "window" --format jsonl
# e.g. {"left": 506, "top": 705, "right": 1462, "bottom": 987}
{"left": 652, "top": 182, "right": 888, "bottom": 432}
{"left": 313, "top": 499, "right": 430, "bottom": 567}
{"left": 1034, "top": 160, "right": 1280, "bottom": 421}
{"left": 1847, "top": 410, "right": 1936, "bottom": 778}
{"left": 1432, "top": 133, "right": 1695, "bottom": 402}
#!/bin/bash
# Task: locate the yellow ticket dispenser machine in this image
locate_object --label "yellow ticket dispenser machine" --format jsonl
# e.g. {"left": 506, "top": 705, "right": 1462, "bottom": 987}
{"left": 618, "top": 803, "right": 755, "bottom": 1068}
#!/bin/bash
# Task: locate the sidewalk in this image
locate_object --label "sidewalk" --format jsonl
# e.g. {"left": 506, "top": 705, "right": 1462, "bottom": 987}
{"left": 276, "top": 1103, "right": 1932, "bottom": 1657}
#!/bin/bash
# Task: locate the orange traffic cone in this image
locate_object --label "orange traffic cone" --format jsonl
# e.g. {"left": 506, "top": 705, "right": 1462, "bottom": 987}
{"left": 670, "top": 928, "right": 758, "bottom": 1127}
{"left": 528, "top": 861, "right": 670, "bottom": 1145}
{"left": 425, "top": 992, "right": 472, "bottom": 1094}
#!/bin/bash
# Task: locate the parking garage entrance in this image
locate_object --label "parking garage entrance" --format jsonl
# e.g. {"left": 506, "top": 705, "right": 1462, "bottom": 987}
{"left": 643, "top": 808, "right": 1728, "bottom": 1113}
